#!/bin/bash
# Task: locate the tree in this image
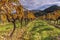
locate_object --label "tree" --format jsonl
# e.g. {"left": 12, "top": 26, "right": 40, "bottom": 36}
{"left": 0, "top": 0, "right": 25, "bottom": 37}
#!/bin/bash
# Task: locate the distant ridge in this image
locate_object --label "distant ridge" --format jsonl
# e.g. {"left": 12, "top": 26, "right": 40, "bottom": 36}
{"left": 24, "top": 5, "right": 60, "bottom": 17}
{"left": 43, "top": 5, "right": 60, "bottom": 13}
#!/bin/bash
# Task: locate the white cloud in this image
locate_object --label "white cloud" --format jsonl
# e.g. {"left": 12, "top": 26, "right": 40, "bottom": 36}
{"left": 20, "top": 0, "right": 60, "bottom": 10}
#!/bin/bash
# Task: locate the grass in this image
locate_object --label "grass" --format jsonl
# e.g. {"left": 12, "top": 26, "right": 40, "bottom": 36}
{"left": 0, "top": 21, "right": 25, "bottom": 31}
{"left": 23, "top": 19, "right": 60, "bottom": 40}
{"left": 0, "top": 23, "right": 13, "bottom": 31}
{"left": 0, "top": 19, "right": 60, "bottom": 40}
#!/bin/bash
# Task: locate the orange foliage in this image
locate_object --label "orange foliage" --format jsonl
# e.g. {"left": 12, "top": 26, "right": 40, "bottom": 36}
{"left": 1, "top": 14, "right": 7, "bottom": 21}
{"left": 44, "top": 10, "right": 60, "bottom": 20}
{"left": 27, "top": 11, "right": 36, "bottom": 20}
{"left": 39, "top": 10, "right": 60, "bottom": 20}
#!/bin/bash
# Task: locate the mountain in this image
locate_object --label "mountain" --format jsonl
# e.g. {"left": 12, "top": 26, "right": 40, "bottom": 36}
{"left": 37, "top": 4, "right": 54, "bottom": 10}
{"left": 43, "top": 5, "right": 60, "bottom": 13}
{"left": 24, "top": 5, "right": 60, "bottom": 17}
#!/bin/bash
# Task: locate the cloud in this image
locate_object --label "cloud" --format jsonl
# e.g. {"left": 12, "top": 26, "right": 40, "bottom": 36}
{"left": 19, "top": 0, "right": 60, "bottom": 10}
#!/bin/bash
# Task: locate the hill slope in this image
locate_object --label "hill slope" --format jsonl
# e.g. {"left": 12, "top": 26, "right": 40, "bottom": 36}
{"left": 24, "top": 19, "right": 60, "bottom": 40}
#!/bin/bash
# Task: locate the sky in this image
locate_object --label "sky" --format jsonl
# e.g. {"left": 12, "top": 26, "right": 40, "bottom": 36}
{"left": 19, "top": 0, "right": 60, "bottom": 10}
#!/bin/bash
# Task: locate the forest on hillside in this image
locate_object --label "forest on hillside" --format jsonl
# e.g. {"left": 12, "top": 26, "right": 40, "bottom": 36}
{"left": 0, "top": 0, "right": 60, "bottom": 40}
